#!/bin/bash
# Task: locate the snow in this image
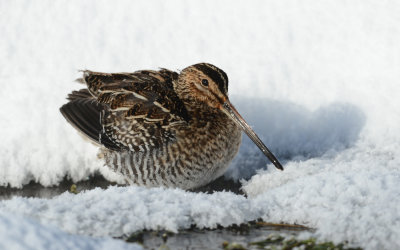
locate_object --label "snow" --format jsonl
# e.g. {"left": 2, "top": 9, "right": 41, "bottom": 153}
{"left": 244, "top": 146, "right": 400, "bottom": 248}
{"left": 1, "top": 0, "right": 400, "bottom": 249}
{"left": 0, "top": 187, "right": 253, "bottom": 236}
{"left": 0, "top": 211, "right": 142, "bottom": 250}
{"left": 227, "top": 99, "right": 366, "bottom": 179}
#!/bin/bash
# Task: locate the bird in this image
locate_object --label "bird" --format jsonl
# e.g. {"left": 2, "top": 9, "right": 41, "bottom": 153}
{"left": 60, "top": 63, "right": 283, "bottom": 190}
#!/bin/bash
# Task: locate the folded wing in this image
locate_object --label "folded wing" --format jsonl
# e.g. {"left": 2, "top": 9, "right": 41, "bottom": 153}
{"left": 60, "top": 69, "right": 190, "bottom": 152}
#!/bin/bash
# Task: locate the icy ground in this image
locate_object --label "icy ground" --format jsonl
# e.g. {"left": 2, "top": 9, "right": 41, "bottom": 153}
{"left": 1, "top": 1, "right": 400, "bottom": 249}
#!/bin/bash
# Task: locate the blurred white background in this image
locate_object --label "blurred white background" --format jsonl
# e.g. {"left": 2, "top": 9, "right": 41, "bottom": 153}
{"left": 1, "top": 0, "right": 399, "bottom": 186}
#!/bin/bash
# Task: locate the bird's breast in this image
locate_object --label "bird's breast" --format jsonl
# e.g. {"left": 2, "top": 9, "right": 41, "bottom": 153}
{"left": 103, "top": 110, "right": 242, "bottom": 189}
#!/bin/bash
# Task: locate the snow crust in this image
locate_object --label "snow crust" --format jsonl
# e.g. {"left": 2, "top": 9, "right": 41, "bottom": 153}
{"left": 0, "top": 187, "right": 252, "bottom": 236}
{"left": 0, "top": 211, "right": 142, "bottom": 250}
{"left": 1, "top": 0, "right": 400, "bottom": 249}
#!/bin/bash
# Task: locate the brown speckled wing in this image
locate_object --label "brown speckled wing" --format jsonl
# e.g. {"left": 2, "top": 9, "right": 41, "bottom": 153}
{"left": 60, "top": 89, "right": 127, "bottom": 151}
{"left": 62, "top": 69, "right": 191, "bottom": 152}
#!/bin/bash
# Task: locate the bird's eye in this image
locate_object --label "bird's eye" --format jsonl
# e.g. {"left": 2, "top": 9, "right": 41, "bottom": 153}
{"left": 201, "top": 79, "right": 209, "bottom": 87}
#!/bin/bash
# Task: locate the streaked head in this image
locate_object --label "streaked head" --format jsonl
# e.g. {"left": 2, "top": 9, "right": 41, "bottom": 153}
{"left": 176, "top": 63, "right": 229, "bottom": 109}
{"left": 177, "top": 63, "right": 284, "bottom": 171}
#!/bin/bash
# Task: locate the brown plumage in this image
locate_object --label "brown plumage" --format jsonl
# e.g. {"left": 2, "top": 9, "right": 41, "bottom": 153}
{"left": 60, "top": 63, "right": 283, "bottom": 189}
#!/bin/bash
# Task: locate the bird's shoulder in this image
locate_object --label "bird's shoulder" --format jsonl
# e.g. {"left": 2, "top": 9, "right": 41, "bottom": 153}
{"left": 61, "top": 68, "right": 192, "bottom": 152}
{"left": 81, "top": 69, "right": 190, "bottom": 122}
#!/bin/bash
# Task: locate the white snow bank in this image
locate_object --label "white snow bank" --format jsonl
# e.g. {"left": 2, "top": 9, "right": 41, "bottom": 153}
{"left": 244, "top": 143, "right": 400, "bottom": 249}
{"left": 0, "top": 211, "right": 142, "bottom": 250}
{"left": 0, "top": 75, "right": 103, "bottom": 188}
{"left": 1, "top": 180, "right": 399, "bottom": 250}
{"left": 1, "top": 0, "right": 399, "bottom": 187}
{"left": 0, "top": 187, "right": 253, "bottom": 236}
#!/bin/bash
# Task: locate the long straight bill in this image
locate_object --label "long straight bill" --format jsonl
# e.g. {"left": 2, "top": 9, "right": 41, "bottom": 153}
{"left": 222, "top": 101, "right": 284, "bottom": 170}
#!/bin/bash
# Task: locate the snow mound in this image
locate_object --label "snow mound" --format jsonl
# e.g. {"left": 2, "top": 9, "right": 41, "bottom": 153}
{"left": 0, "top": 187, "right": 253, "bottom": 236}
{"left": 1, "top": 180, "right": 399, "bottom": 250}
{"left": 244, "top": 144, "right": 400, "bottom": 249}
{"left": 0, "top": 211, "right": 142, "bottom": 250}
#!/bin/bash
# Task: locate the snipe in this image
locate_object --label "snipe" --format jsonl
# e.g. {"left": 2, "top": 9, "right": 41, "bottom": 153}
{"left": 60, "top": 63, "right": 283, "bottom": 189}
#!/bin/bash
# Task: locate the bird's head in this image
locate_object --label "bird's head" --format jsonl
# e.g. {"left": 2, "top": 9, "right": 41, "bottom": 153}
{"left": 176, "top": 63, "right": 229, "bottom": 109}
{"left": 176, "top": 63, "right": 284, "bottom": 171}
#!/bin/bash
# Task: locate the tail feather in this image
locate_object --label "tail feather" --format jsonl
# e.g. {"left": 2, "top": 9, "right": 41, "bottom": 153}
{"left": 60, "top": 94, "right": 125, "bottom": 151}
{"left": 67, "top": 89, "right": 92, "bottom": 101}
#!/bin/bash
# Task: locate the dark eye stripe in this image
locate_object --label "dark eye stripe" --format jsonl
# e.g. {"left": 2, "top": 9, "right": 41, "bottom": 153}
{"left": 193, "top": 63, "right": 228, "bottom": 95}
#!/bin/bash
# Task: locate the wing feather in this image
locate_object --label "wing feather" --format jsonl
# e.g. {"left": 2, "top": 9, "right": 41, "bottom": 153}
{"left": 61, "top": 69, "right": 190, "bottom": 152}
{"left": 60, "top": 90, "right": 127, "bottom": 151}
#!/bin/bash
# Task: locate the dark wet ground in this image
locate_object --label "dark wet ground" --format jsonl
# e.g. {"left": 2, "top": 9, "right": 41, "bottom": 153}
{"left": 0, "top": 175, "right": 243, "bottom": 199}
{"left": 0, "top": 175, "right": 113, "bottom": 199}
{"left": 127, "top": 223, "right": 308, "bottom": 250}
{"left": 0, "top": 175, "right": 309, "bottom": 250}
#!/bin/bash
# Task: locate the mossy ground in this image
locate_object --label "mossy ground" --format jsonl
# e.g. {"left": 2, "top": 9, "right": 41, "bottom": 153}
{"left": 124, "top": 221, "right": 362, "bottom": 250}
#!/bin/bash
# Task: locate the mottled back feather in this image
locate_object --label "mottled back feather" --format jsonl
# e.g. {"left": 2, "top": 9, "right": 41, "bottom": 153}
{"left": 61, "top": 69, "right": 191, "bottom": 152}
